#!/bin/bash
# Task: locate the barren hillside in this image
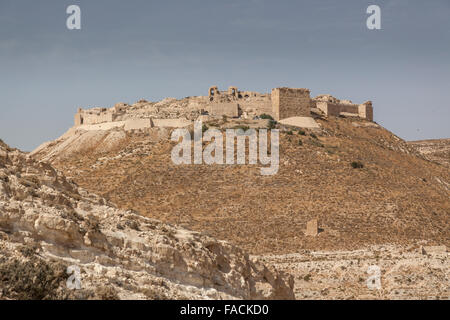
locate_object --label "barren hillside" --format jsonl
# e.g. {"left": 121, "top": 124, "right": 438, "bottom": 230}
{"left": 408, "top": 138, "right": 450, "bottom": 167}
{"left": 0, "top": 140, "right": 294, "bottom": 300}
{"left": 31, "top": 116, "right": 450, "bottom": 255}
{"left": 256, "top": 244, "right": 449, "bottom": 300}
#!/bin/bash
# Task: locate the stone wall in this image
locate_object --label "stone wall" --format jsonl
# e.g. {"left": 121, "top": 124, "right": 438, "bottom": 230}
{"left": 316, "top": 101, "right": 373, "bottom": 121}
{"left": 239, "top": 99, "right": 273, "bottom": 117}
{"left": 358, "top": 102, "right": 373, "bottom": 121}
{"left": 271, "top": 88, "right": 311, "bottom": 121}
{"left": 72, "top": 87, "right": 374, "bottom": 131}
{"left": 153, "top": 118, "right": 192, "bottom": 128}
{"left": 209, "top": 102, "right": 239, "bottom": 117}
{"left": 124, "top": 118, "right": 154, "bottom": 131}
{"left": 74, "top": 108, "right": 117, "bottom": 126}
{"left": 83, "top": 112, "right": 115, "bottom": 125}
{"left": 340, "top": 104, "right": 359, "bottom": 114}
{"left": 74, "top": 112, "right": 83, "bottom": 126}
{"left": 316, "top": 101, "right": 341, "bottom": 117}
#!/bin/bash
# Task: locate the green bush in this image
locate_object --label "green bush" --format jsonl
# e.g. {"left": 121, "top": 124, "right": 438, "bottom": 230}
{"left": 268, "top": 120, "right": 277, "bottom": 130}
{"left": 351, "top": 161, "right": 364, "bottom": 169}
{"left": 260, "top": 114, "right": 274, "bottom": 120}
{"left": 298, "top": 139, "right": 303, "bottom": 146}
{"left": 310, "top": 133, "right": 318, "bottom": 139}
{"left": 286, "top": 130, "right": 293, "bottom": 135}
{"left": 233, "top": 125, "right": 250, "bottom": 131}
{"left": 298, "top": 130, "right": 306, "bottom": 136}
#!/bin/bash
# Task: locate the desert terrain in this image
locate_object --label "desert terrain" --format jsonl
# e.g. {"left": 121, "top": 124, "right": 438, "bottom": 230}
{"left": 26, "top": 93, "right": 449, "bottom": 299}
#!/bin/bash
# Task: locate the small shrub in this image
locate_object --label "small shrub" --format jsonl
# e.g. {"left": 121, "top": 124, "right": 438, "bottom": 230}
{"left": 310, "top": 133, "right": 318, "bottom": 139}
{"left": 286, "top": 130, "right": 293, "bottom": 135}
{"left": 94, "top": 286, "right": 119, "bottom": 300}
{"left": 351, "top": 161, "right": 364, "bottom": 169}
{"left": 233, "top": 125, "right": 250, "bottom": 131}
{"left": 298, "top": 139, "right": 303, "bottom": 146}
{"left": 309, "top": 139, "right": 324, "bottom": 148}
{"left": 260, "top": 114, "right": 274, "bottom": 120}
{"left": 0, "top": 256, "right": 67, "bottom": 300}
{"left": 222, "top": 115, "right": 228, "bottom": 123}
{"left": 298, "top": 130, "right": 306, "bottom": 136}
{"left": 202, "top": 124, "right": 208, "bottom": 133}
{"left": 267, "top": 120, "right": 277, "bottom": 130}
{"left": 142, "top": 287, "right": 169, "bottom": 300}
{"left": 125, "top": 219, "right": 141, "bottom": 231}
{"left": 18, "top": 244, "right": 39, "bottom": 258}
{"left": 325, "top": 146, "right": 338, "bottom": 154}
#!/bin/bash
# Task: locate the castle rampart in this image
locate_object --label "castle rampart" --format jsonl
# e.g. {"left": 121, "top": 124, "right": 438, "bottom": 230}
{"left": 72, "top": 86, "right": 374, "bottom": 130}
{"left": 315, "top": 100, "right": 373, "bottom": 121}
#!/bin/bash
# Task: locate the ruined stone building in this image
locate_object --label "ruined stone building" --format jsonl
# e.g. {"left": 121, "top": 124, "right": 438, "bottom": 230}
{"left": 72, "top": 86, "right": 373, "bottom": 130}
{"left": 206, "top": 86, "right": 373, "bottom": 121}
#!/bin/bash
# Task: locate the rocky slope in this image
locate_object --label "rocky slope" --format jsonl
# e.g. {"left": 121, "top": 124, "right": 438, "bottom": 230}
{"left": 408, "top": 138, "right": 450, "bottom": 167}
{"left": 256, "top": 244, "right": 449, "bottom": 300}
{"left": 0, "top": 140, "right": 294, "bottom": 300}
{"left": 31, "top": 116, "right": 450, "bottom": 255}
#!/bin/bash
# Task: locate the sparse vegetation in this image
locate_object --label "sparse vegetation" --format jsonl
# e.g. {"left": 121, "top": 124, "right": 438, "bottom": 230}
{"left": 298, "top": 130, "right": 306, "bottom": 136}
{"left": 125, "top": 219, "right": 141, "bottom": 231}
{"left": 141, "top": 287, "right": 169, "bottom": 300}
{"left": 259, "top": 114, "right": 274, "bottom": 120}
{"left": 309, "top": 138, "right": 324, "bottom": 148}
{"left": 351, "top": 161, "right": 364, "bottom": 169}
{"left": 94, "top": 285, "right": 119, "bottom": 300}
{"left": 0, "top": 255, "right": 67, "bottom": 300}
{"left": 298, "top": 139, "right": 303, "bottom": 146}
{"left": 325, "top": 146, "right": 338, "bottom": 154}
{"left": 268, "top": 120, "right": 277, "bottom": 130}
{"left": 233, "top": 125, "right": 250, "bottom": 131}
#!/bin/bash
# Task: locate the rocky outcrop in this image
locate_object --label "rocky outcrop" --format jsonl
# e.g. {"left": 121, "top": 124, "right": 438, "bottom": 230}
{"left": 0, "top": 141, "right": 294, "bottom": 300}
{"left": 408, "top": 138, "right": 450, "bottom": 167}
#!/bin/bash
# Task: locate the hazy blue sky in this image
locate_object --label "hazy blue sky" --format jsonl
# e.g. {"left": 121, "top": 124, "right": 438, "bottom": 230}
{"left": 1, "top": 0, "right": 449, "bottom": 151}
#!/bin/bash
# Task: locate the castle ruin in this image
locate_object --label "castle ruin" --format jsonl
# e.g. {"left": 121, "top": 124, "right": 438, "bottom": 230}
{"left": 72, "top": 86, "right": 373, "bottom": 130}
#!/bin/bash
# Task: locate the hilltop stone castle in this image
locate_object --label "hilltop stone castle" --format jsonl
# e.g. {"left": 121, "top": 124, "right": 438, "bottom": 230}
{"left": 73, "top": 86, "right": 373, "bottom": 131}
{"left": 206, "top": 86, "right": 373, "bottom": 121}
